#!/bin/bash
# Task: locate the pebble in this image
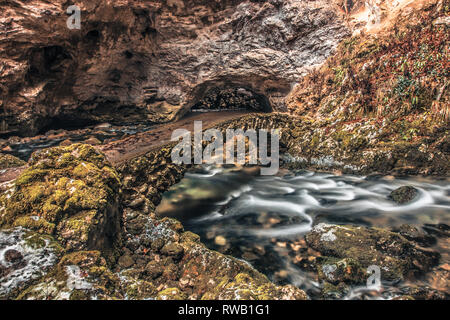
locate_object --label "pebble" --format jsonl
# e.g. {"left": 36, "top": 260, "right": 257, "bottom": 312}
{"left": 60, "top": 139, "right": 74, "bottom": 146}
{"left": 214, "top": 235, "right": 227, "bottom": 246}
{"left": 118, "top": 254, "right": 135, "bottom": 269}
{"left": 161, "top": 242, "right": 184, "bottom": 260}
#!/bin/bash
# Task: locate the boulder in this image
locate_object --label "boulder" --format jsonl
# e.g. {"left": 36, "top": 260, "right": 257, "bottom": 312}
{"left": 306, "top": 223, "right": 440, "bottom": 282}
{"left": 389, "top": 186, "right": 419, "bottom": 204}
{"left": 0, "top": 153, "right": 26, "bottom": 170}
{"left": 0, "top": 144, "right": 122, "bottom": 254}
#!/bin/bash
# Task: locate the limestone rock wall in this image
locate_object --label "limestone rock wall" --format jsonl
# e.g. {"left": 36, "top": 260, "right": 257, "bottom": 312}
{"left": 0, "top": 0, "right": 354, "bottom": 136}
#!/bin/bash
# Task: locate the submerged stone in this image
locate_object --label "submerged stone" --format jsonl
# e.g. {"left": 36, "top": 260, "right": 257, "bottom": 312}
{"left": 394, "top": 224, "right": 436, "bottom": 247}
{"left": 306, "top": 223, "right": 440, "bottom": 282}
{"left": 317, "top": 257, "right": 365, "bottom": 285}
{"left": 389, "top": 186, "right": 419, "bottom": 204}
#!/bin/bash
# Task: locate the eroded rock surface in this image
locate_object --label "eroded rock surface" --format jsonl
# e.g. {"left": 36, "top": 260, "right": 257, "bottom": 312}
{"left": 0, "top": 143, "right": 309, "bottom": 300}
{"left": 0, "top": 228, "right": 63, "bottom": 299}
{"left": 0, "top": 144, "right": 122, "bottom": 253}
{"left": 0, "top": 0, "right": 354, "bottom": 136}
{"left": 306, "top": 223, "right": 440, "bottom": 282}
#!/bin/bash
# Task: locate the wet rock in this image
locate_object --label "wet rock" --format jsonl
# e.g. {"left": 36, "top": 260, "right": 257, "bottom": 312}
{"left": 180, "top": 232, "right": 200, "bottom": 243}
{"left": 0, "top": 264, "right": 9, "bottom": 278}
{"left": 321, "top": 281, "right": 350, "bottom": 300}
{"left": 157, "top": 288, "right": 186, "bottom": 300}
{"left": 394, "top": 224, "right": 436, "bottom": 247}
{"left": 423, "top": 224, "right": 450, "bottom": 238}
{"left": 126, "top": 216, "right": 147, "bottom": 236}
{"left": 0, "top": 228, "right": 62, "bottom": 299}
{"left": 94, "top": 123, "right": 112, "bottom": 130}
{"left": 389, "top": 186, "right": 419, "bottom": 204}
{"left": 84, "top": 137, "right": 101, "bottom": 146}
{"left": 0, "top": 153, "right": 26, "bottom": 170}
{"left": 402, "top": 286, "right": 448, "bottom": 300}
{"left": 134, "top": 257, "right": 148, "bottom": 268}
{"left": 151, "top": 238, "right": 165, "bottom": 252}
{"left": 0, "top": 144, "right": 122, "bottom": 254}
{"left": 69, "top": 290, "right": 91, "bottom": 300}
{"left": 242, "top": 251, "right": 259, "bottom": 262}
{"left": 317, "top": 257, "right": 365, "bottom": 285}
{"left": 118, "top": 254, "right": 135, "bottom": 269}
{"left": 59, "top": 139, "right": 74, "bottom": 147}
{"left": 125, "top": 240, "right": 140, "bottom": 252}
{"left": 422, "top": 264, "right": 450, "bottom": 295}
{"left": 4, "top": 249, "right": 23, "bottom": 264}
{"left": 162, "top": 263, "right": 180, "bottom": 281}
{"left": 202, "top": 273, "right": 308, "bottom": 300}
{"left": 145, "top": 261, "right": 163, "bottom": 279}
{"left": 127, "top": 195, "right": 146, "bottom": 209}
{"left": 161, "top": 242, "right": 184, "bottom": 260}
{"left": 17, "top": 251, "right": 123, "bottom": 300}
{"left": 306, "top": 223, "right": 440, "bottom": 282}
{"left": 214, "top": 235, "right": 227, "bottom": 246}
{"left": 124, "top": 209, "right": 140, "bottom": 222}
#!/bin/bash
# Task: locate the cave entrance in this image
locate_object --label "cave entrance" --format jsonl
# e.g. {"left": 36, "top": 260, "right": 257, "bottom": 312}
{"left": 191, "top": 87, "right": 272, "bottom": 113}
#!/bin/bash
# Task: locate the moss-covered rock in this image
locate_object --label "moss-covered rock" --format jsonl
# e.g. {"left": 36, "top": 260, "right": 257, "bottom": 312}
{"left": 306, "top": 223, "right": 440, "bottom": 282}
{"left": 201, "top": 272, "right": 308, "bottom": 300}
{"left": 320, "top": 281, "right": 350, "bottom": 300}
{"left": 17, "top": 250, "right": 123, "bottom": 300}
{"left": 0, "top": 144, "right": 122, "bottom": 255}
{"left": 0, "top": 153, "right": 26, "bottom": 170}
{"left": 389, "top": 186, "right": 419, "bottom": 204}
{"left": 317, "top": 257, "right": 365, "bottom": 285}
{"left": 157, "top": 287, "right": 187, "bottom": 300}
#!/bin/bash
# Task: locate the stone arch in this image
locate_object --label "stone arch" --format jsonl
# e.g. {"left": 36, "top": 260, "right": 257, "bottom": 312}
{"left": 178, "top": 76, "right": 292, "bottom": 118}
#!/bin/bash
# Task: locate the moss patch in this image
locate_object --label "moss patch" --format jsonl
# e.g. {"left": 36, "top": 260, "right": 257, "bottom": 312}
{"left": 0, "top": 153, "right": 26, "bottom": 170}
{"left": 0, "top": 144, "right": 122, "bottom": 254}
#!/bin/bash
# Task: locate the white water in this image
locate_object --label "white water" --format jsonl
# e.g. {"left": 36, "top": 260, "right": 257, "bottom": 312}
{"left": 158, "top": 165, "right": 450, "bottom": 299}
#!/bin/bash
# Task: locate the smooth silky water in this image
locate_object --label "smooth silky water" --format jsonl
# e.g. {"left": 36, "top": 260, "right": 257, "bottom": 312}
{"left": 157, "top": 164, "right": 450, "bottom": 300}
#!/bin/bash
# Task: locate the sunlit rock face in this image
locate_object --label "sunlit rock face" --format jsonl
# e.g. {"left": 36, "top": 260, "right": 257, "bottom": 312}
{"left": 0, "top": 0, "right": 355, "bottom": 136}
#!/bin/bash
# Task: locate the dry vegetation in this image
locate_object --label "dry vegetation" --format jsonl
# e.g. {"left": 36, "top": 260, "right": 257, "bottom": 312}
{"left": 287, "top": 0, "right": 449, "bottom": 122}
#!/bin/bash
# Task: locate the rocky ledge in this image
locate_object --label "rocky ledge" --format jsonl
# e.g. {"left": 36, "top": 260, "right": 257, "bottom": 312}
{"left": 1, "top": 139, "right": 447, "bottom": 300}
{"left": 0, "top": 0, "right": 358, "bottom": 136}
{"left": 0, "top": 144, "right": 307, "bottom": 300}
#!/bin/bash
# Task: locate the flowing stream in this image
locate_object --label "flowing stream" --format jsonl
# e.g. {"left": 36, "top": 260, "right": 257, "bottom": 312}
{"left": 157, "top": 165, "right": 450, "bottom": 299}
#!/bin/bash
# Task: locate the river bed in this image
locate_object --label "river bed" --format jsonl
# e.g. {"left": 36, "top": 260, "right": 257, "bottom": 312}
{"left": 157, "top": 164, "right": 450, "bottom": 299}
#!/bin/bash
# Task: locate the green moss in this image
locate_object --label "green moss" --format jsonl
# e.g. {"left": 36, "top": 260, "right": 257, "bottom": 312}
{"left": 58, "top": 251, "right": 104, "bottom": 267}
{"left": 306, "top": 224, "right": 440, "bottom": 282}
{"left": 15, "top": 169, "right": 48, "bottom": 186}
{"left": 23, "top": 230, "right": 64, "bottom": 253}
{"left": 0, "top": 153, "right": 26, "bottom": 170}
{"left": 13, "top": 216, "right": 56, "bottom": 234}
{"left": 69, "top": 290, "right": 90, "bottom": 300}
{"left": 0, "top": 144, "right": 122, "bottom": 253}
{"left": 201, "top": 272, "right": 307, "bottom": 300}
{"left": 125, "top": 281, "right": 157, "bottom": 300}
{"left": 157, "top": 287, "right": 187, "bottom": 300}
